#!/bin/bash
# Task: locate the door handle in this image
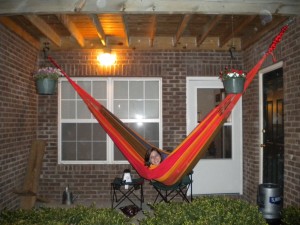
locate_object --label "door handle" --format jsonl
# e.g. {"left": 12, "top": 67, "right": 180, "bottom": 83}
{"left": 260, "top": 144, "right": 266, "bottom": 148}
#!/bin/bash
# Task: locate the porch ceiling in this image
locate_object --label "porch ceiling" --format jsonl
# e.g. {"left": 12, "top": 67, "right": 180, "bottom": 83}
{"left": 0, "top": 0, "right": 298, "bottom": 51}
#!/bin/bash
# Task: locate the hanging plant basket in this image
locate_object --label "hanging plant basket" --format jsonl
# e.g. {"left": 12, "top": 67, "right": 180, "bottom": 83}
{"left": 33, "top": 67, "right": 62, "bottom": 95}
{"left": 223, "top": 77, "right": 245, "bottom": 94}
{"left": 36, "top": 78, "right": 58, "bottom": 95}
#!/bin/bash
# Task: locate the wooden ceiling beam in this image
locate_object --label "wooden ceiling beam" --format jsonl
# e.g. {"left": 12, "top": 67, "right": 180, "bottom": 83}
{"left": 89, "top": 14, "right": 106, "bottom": 46}
{"left": 0, "top": 16, "right": 40, "bottom": 49}
{"left": 197, "top": 15, "right": 223, "bottom": 47}
{"left": 174, "top": 14, "right": 192, "bottom": 47}
{"left": 219, "top": 15, "right": 256, "bottom": 48}
{"left": 56, "top": 14, "right": 85, "bottom": 47}
{"left": 121, "top": 15, "right": 129, "bottom": 48}
{"left": 25, "top": 14, "right": 61, "bottom": 47}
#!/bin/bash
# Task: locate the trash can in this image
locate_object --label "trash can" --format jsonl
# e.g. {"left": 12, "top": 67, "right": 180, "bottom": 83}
{"left": 257, "top": 183, "right": 282, "bottom": 221}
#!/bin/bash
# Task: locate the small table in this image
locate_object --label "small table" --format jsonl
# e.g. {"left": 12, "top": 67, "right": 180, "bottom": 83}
{"left": 111, "top": 177, "right": 144, "bottom": 209}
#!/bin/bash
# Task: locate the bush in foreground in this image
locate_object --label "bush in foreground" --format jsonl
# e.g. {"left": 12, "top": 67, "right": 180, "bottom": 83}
{"left": 282, "top": 206, "right": 300, "bottom": 225}
{"left": 0, "top": 205, "right": 130, "bottom": 225}
{"left": 0, "top": 196, "right": 273, "bottom": 225}
{"left": 140, "top": 196, "right": 267, "bottom": 225}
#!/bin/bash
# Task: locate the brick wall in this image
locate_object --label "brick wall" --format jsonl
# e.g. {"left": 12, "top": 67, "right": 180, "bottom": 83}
{"left": 242, "top": 17, "right": 300, "bottom": 206}
{"left": 282, "top": 18, "right": 300, "bottom": 206}
{"left": 0, "top": 24, "right": 39, "bottom": 209}
{"left": 38, "top": 50, "right": 243, "bottom": 204}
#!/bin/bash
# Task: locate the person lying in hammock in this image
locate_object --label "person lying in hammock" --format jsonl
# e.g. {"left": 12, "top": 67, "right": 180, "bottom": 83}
{"left": 145, "top": 148, "right": 167, "bottom": 167}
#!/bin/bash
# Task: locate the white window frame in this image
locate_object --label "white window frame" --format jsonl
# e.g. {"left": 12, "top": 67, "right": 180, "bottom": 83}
{"left": 58, "top": 77, "right": 162, "bottom": 164}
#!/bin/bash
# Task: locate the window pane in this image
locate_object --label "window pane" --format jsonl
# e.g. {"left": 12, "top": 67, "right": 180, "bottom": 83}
{"left": 145, "top": 100, "right": 159, "bottom": 118}
{"left": 77, "top": 100, "right": 91, "bottom": 119}
{"left": 145, "top": 81, "right": 159, "bottom": 99}
{"left": 114, "top": 144, "right": 126, "bottom": 161}
{"left": 61, "top": 82, "right": 75, "bottom": 99}
{"left": 127, "top": 122, "right": 159, "bottom": 142}
{"left": 62, "top": 142, "right": 76, "bottom": 160}
{"left": 129, "top": 81, "right": 143, "bottom": 99}
{"left": 61, "top": 100, "right": 76, "bottom": 119}
{"left": 77, "top": 124, "right": 92, "bottom": 141}
{"left": 62, "top": 123, "right": 108, "bottom": 161}
{"left": 77, "top": 142, "right": 92, "bottom": 160}
{"left": 78, "top": 81, "right": 91, "bottom": 95}
{"left": 99, "top": 100, "right": 107, "bottom": 108}
{"left": 129, "top": 100, "right": 144, "bottom": 119}
{"left": 93, "top": 124, "right": 107, "bottom": 160}
{"left": 62, "top": 123, "right": 76, "bottom": 141}
{"left": 114, "top": 100, "right": 128, "bottom": 119}
{"left": 203, "top": 126, "right": 232, "bottom": 159}
{"left": 93, "top": 124, "right": 106, "bottom": 141}
{"left": 197, "top": 88, "right": 232, "bottom": 159}
{"left": 128, "top": 123, "right": 145, "bottom": 137}
{"left": 93, "top": 142, "right": 107, "bottom": 160}
{"left": 114, "top": 81, "right": 128, "bottom": 99}
{"left": 93, "top": 81, "right": 107, "bottom": 99}
{"left": 144, "top": 123, "right": 159, "bottom": 142}
{"left": 223, "top": 126, "right": 232, "bottom": 158}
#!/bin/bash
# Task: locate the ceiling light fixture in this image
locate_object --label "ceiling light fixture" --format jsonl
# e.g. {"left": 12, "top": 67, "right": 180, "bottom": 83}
{"left": 97, "top": 49, "right": 116, "bottom": 66}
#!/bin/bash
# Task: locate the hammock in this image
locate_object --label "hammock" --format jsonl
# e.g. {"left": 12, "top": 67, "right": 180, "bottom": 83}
{"left": 49, "top": 24, "right": 289, "bottom": 186}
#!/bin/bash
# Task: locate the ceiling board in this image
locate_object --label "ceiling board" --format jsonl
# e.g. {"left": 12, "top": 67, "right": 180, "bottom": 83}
{"left": 0, "top": 0, "right": 296, "bottom": 51}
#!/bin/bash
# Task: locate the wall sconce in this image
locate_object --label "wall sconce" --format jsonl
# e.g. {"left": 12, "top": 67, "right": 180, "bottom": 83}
{"left": 97, "top": 49, "right": 116, "bottom": 66}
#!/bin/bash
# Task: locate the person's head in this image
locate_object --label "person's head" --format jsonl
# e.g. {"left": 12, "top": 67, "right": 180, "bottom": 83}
{"left": 144, "top": 148, "right": 162, "bottom": 167}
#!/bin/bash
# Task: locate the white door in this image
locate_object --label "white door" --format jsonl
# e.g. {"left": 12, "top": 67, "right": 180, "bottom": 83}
{"left": 187, "top": 77, "right": 243, "bottom": 194}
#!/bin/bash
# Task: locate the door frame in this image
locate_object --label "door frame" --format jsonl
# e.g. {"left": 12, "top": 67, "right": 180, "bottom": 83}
{"left": 186, "top": 77, "right": 243, "bottom": 194}
{"left": 258, "top": 61, "right": 283, "bottom": 184}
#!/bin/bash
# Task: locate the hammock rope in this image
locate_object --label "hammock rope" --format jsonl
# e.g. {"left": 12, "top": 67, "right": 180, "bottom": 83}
{"left": 49, "top": 23, "right": 289, "bottom": 186}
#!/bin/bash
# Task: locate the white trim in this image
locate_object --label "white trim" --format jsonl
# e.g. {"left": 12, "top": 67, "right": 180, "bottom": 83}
{"left": 58, "top": 77, "right": 162, "bottom": 164}
{"left": 58, "top": 78, "right": 62, "bottom": 163}
{"left": 258, "top": 61, "right": 283, "bottom": 184}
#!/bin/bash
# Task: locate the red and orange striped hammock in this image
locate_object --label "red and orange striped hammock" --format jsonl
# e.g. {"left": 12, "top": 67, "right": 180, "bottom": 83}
{"left": 49, "top": 23, "right": 289, "bottom": 186}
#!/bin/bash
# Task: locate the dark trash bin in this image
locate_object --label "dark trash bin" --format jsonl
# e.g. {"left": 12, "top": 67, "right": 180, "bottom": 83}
{"left": 257, "top": 183, "right": 283, "bottom": 221}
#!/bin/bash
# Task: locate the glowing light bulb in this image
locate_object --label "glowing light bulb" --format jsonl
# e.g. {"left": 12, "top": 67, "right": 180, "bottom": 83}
{"left": 97, "top": 52, "right": 116, "bottom": 66}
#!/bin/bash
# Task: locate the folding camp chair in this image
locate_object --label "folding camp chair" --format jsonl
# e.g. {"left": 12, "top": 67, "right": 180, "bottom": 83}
{"left": 111, "top": 177, "right": 144, "bottom": 209}
{"left": 151, "top": 171, "right": 193, "bottom": 203}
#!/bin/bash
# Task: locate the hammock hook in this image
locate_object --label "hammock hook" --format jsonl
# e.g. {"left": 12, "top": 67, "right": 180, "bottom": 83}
{"left": 41, "top": 42, "right": 50, "bottom": 67}
{"left": 286, "top": 17, "right": 296, "bottom": 26}
{"left": 42, "top": 42, "right": 50, "bottom": 60}
{"left": 229, "top": 45, "right": 236, "bottom": 60}
{"left": 228, "top": 15, "right": 236, "bottom": 66}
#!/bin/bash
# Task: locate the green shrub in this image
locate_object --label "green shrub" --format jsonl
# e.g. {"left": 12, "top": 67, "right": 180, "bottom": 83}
{"left": 282, "top": 206, "right": 300, "bottom": 225}
{"left": 0, "top": 205, "right": 131, "bottom": 225}
{"left": 0, "top": 197, "right": 271, "bottom": 225}
{"left": 140, "top": 196, "right": 267, "bottom": 225}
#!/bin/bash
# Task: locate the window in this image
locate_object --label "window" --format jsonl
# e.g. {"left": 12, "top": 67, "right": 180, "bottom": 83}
{"left": 58, "top": 77, "right": 162, "bottom": 164}
{"left": 197, "top": 89, "right": 232, "bottom": 159}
